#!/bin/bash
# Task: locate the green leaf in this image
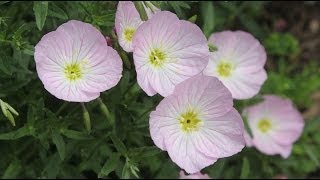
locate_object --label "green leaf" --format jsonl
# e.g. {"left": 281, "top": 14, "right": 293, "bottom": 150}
{"left": 201, "top": 1, "right": 215, "bottom": 37}
{"left": 2, "top": 160, "right": 22, "bottom": 179}
{"left": 133, "top": 2, "right": 148, "bottom": 21}
{"left": 188, "top": 14, "right": 197, "bottom": 23}
{"left": 48, "top": 3, "right": 68, "bottom": 20}
{"left": 128, "top": 146, "right": 161, "bottom": 159}
{"left": 240, "top": 157, "right": 250, "bottom": 179}
{"left": 52, "top": 132, "right": 66, "bottom": 160}
{"left": 98, "top": 153, "right": 120, "bottom": 178}
{"left": 110, "top": 134, "right": 127, "bottom": 155}
{"left": 121, "top": 159, "right": 131, "bottom": 179}
{"left": 0, "top": 126, "right": 29, "bottom": 140}
{"left": 61, "top": 129, "right": 94, "bottom": 140}
{"left": 0, "top": 1, "right": 9, "bottom": 5}
{"left": 33, "top": 1, "right": 49, "bottom": 31}
{"left": 43, "top": 153, "right": 61, "bottom": 178}
{"left": 305, "top": 145, "right": 320, "bottom": 167}
{"left": 22, "top": 45, "right": 34, "bottom": 56}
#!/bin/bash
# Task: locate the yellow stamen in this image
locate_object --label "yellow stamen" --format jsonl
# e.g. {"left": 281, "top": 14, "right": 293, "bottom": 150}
{"left": 149, "top": 49, "right": 166, "bottom": 67}
{"left": 124, "top": 28, "right": 135, "bottom": 42}
{"left": 258, "top": 118, "right": 272, "bottom": 133}
{"left": 179, "top": 109, "right": 202, "bottom": 133}
{"left": 217, "top": 62, "right": 233, "bottom": 77}
{"left": 64, "top": 63, "right": 82, "bottom": 81}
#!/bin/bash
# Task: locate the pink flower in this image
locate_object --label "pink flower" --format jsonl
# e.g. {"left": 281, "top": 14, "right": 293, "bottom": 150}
{"left": 179, "top": 170, "right": 211, "bottom": 179}
{"left": 34, "top": 20, "right": 123, "bottom": 102}
{"left": 243, "top": 95, "right": 304, "bottom": 158}
{"left": 203, "top": 30, "right": 267, "bottom": 100}
{"left": 133, "top": 11, "right": 210, "bottom": 97}
{"left": 115, "top": 1, "right": 143, "bottom": 52}
{"left": 115, "top": 1, "right": 160, "bottom": 52}
{"left": 150, "top": 75, "right": 245, "bottom": 173}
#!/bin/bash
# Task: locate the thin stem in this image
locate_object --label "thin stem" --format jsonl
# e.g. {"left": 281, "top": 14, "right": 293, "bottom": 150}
{"left": 55, "top": 102, "right": 68, "bottom": 116}
{"left": 134, "top": 1, "right": 148, "bottom": 21}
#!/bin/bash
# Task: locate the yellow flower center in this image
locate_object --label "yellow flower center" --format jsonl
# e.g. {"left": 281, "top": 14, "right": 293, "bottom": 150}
{"left": 149, "top": 49, "right": 166, "bottom": 67}
{"left": 64, "top": 63, "right": 82, "bottom": 81}
{"left": 217, "top": 62, "right": 233, "bottom": 77}
{"left": 124, "top": 28, "right": 135, "bottom": 42}
{"left": 179, "top": 110, "right": 202, "bottom": 133}
{"left": 258, "top": 118, "right": 272, "bottom": 133}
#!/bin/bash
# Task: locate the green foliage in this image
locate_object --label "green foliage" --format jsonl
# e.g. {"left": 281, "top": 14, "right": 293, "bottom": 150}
{"left": 0, "top": 1, "right": 319, "bottom": 179}
{"left": 264, "top": 32, "right": 300, "bottom": 57}
{"left": 33, "top": 1, "right": 48, "bottom": 31}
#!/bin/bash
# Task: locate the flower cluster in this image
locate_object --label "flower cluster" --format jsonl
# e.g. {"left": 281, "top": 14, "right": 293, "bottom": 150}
{"left": 34, "top": 1, "right": 304, "bottom": 178}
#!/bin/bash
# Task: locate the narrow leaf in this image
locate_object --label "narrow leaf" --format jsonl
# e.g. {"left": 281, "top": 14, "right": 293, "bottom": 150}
{"left": 33, "top": 1, "right": 49, "bottom": 30}
{"left": 98, "top": 153, "right": 120, "bottom": 178}
{"left": 52, "top": 132, "right": 66, "bottom": 160}
{"left": 0, "top": 126, "right": 29, "bottom": 140}
{"left": 110, "top": 134, "right": 127, "bottom": 155}
{"left": 200, "top": 1, "right": 215, "bottom": 37}
{"left": 240, "top": 157, "right": 250, "bottom": 178}
{"left": 61, "top": 129, "right": 94, "bottom": 140}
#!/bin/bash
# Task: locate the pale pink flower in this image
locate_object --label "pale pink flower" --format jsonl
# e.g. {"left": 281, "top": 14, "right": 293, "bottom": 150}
{"left": 150, "top": 75, "right": 245, "bottom": 173}
{"left": 115, "top": 1, "right": 143, "bottom": 52}
{"left": 203, "top": 30, "right": 267, "bottom": 100}
{"left": 179, "top": 170, "right": 211, "bottom": 179}
{"left": 115, "top": 1, "right": 160, "bottom": 52}
{"left": 35, "top": 20, "right": 123, "bottom": 102}
{"left": 243, "top": 95, "right": 304, "bottom": 158}
{"left": 133, "top": 11, "right": 210, "bottom": 97}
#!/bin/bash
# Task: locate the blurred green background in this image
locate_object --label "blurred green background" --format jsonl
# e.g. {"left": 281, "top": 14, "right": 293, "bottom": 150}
{"left": 0, "top": 1, "right": 319, "bottom": 178}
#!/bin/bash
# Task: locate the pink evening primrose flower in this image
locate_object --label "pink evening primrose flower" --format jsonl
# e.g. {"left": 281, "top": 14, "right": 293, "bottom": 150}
{"left": 115, "top": 1, "right": 159, "bottom": 52}
{"left": 34, "top": 20, "right": 123, "bottom": 102}
{"left": 243, "top": 95, "right": 304, "bottom": 158}
{"left": 150, "top": 75, "right": 245, "bottom": 173}
{"left": 179, "top": 170, "right": 211, "bottom": 179}
{"left": 203, "top": 30, "right": 267, "bottom": 100}
{"left": 115, "top": 1, "right": 143, "bottom": 52}
{"left": 133, "top": 11, "right": 210, "bottom": 97}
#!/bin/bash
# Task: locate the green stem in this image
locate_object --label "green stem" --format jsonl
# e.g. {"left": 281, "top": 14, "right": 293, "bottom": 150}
{"left": 134, "top": 1, "right": 148, "bottom": 21}
{"left": 55, "top": 102, "right": 68, "bottom": 115}
{"left": 120, "top": 50, "right": 131, "bottom": 69}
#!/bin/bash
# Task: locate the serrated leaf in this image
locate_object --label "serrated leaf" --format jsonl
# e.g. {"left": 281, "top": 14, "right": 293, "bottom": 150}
{"left": 110, "top": 134, "right": 127, "bottom": 155}
{"left": 52, "top": 132, "right": 66, "bottom": 160}
{"left": 61, "top": 129, "right": 94, "bottom": 140}
{"left": 240, "top": 157, "right": 250, "bottom": 178}
{"left": 33, "top": 1, "right": 48, "bottom": 31}
{"left": 98, "top": 153, "right": 120, "bottom": 178}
